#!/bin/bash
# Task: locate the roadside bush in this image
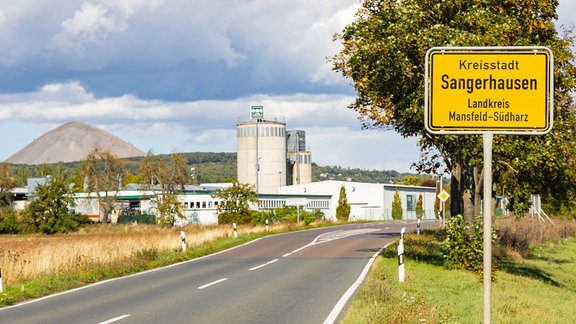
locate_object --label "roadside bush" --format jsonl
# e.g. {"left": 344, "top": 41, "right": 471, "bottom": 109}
{"left": 0, "top": 206, "right": 21, "bottom": 234}
{"left": 252, "top": 206, "right": 325, "bottom": 225}
{"left": 442, "top": 214, "right": 497, "bottom": 281}
{"left": 217, "top": 210, "right": 254, "bottom": 225}
{"left": 300, "top": 209, "right": 324, "bottom": 225}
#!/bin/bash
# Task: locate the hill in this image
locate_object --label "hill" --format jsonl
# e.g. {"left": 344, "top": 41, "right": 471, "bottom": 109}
{"left": 5, "top": 121, "right": 146, "bottom": 165}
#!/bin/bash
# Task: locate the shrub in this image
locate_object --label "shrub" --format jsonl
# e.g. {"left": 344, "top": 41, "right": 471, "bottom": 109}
{"left": 336, "top": 185, "right": 350, "bottom": 221}
{"left": 392, "top": 189, "right": 402, "bottom": 220}
{"left": 416, "top": 194, "right": 424, "bottom": 219}
{"left": 442, "top": 214, "right": 497, "bottom": 281}
{"left": 0, "top": 206, "right": 21, "bottom": 234}
{"left": 253, "top": 207, "right": 325, "bottom": 225}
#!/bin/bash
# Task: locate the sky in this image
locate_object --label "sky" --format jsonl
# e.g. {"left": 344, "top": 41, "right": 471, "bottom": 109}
{"left": 0, "top": 1, "right": 575, "bottom": 173}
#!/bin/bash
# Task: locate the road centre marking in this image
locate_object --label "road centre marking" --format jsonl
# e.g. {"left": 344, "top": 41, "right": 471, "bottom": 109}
{"left": 198, "top": 278, "right": 228, "bottom": 289}
{"left": 315, "top": 228, "right": 379, "bottom": 242}
{"left": 249, "top": 259, "right": 279, "bottom": 271}
{"left": 98, "top": 314, "right": 130, "bottom": 324}
{"left": 284, "top": 228, "right": 380, "bottom": 257}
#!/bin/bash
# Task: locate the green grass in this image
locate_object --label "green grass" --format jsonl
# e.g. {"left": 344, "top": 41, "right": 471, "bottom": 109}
{"left": 341, "top": 233, "right": 576, "bottom": 323}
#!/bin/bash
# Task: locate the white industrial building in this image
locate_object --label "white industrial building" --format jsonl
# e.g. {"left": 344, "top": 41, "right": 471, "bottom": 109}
{"left": 280, "top": 180, "right": 437, "bottom": 221}
{"left": 70, "top": 181, "right": 436, "bottom": 224}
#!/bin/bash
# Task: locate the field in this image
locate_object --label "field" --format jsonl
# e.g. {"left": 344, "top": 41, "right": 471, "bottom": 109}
{"left": 341, "top": 216, "right": 576, "bottom": 323}
{"left": 0, "top": 223, "right": 284, "bottom": 290}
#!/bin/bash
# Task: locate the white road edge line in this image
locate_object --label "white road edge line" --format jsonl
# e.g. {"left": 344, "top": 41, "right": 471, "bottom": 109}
{"left": 198, "top": 278, "right": 228, "bottom": 290}
{"left": 249, "top": 259, "right": 279, "bottom": 271}
{"left": 98, "top": 314, "right": 130, "bottom": 324}
{"left": 322, "top": 241, "right": 394, "bottom": 324}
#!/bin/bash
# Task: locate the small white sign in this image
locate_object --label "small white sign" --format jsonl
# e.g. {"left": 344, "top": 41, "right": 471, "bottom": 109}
{"left": 285, "top": 198, "right": 308, "bottom": 206}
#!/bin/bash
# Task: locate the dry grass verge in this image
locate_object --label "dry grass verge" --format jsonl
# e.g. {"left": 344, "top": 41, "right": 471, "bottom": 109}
{"left": 494, "top": 215, "right": 576, "bottom": 260}
{"left": 0, "top": 222, "right": 285, "bottom": 287}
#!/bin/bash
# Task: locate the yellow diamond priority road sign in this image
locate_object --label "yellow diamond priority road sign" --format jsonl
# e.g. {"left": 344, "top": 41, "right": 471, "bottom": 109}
{"left": 425, "top": 47, "right": 553, "bottom": 134}
{"left": 438, "top": 189, "right": 450, "bottom": 202}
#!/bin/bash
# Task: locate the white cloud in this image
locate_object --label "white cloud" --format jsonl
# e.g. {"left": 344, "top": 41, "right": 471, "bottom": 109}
{"left": 61, "top": 3, "right": 120, "bottom": 39}
{"left": 0, "top": 81, "right": 421, "bottom": 171}
{"left": 48, "top": 1, "right": 165, "bottom": 64}
{"left": 4, "top": 0, "right": 571, "bottom": 174}
{"left": 557, "top": 0, "right": 576, "bottom": 28}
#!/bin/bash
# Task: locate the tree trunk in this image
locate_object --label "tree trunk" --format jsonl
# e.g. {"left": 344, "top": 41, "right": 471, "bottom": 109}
{"left": 450, "top": 161, "right": 475, "bottom": 223}
{"left": 473, "top": 165, "right": 483, "bottom": 218}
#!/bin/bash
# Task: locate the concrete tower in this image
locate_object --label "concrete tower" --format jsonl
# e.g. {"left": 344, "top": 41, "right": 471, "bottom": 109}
{"left": 237, "top": 114, "right": 287, "bottom": 194}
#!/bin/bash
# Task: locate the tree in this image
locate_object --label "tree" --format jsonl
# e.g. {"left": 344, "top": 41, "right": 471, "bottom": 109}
{"left": 22, "top": 174, "right": 87, "bottom": 234}
{"left": 416, "top": 194, "right": 424, "bottom": 219}
{"left": 156, "top": 194, "right": 185, "bottom": 227}
{"left": 336, "top": 185, "right": 351, "bottom": 221}
{"left": 79, "top": 148, "right": 126, "bottom": 222}
{"left": 212, "top": 181, "right": 258, "bottom": 224}
{"left": 138, "top": 152, "right": 190, "bottom": 225}
{"left": 402, "top": 175, "right": 419, "bottom": 186}
{"left": 0, "top": 163, "right": 16, "bottom": 207}
{"left": 392, "top": 189, "right": 403, "bottom": 220}
{"left": 333, "top": 0, "right": 576, "bottom": 221}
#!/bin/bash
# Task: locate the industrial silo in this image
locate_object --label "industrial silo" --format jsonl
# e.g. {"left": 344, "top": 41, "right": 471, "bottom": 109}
{"left": 237, "top": 110, "right": 287, "bottom": 194}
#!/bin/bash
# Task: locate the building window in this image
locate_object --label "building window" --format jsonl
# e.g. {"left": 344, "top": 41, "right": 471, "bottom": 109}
{"left": 407, "top": 195, "right": 415, "bottom": 211}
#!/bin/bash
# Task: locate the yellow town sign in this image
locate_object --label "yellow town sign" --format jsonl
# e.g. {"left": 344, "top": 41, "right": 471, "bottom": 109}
{"left": 425, "top": 47, "right": 553, "bottom": 134}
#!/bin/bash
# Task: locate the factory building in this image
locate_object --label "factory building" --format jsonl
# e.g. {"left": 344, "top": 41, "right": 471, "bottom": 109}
{"left": 280, "top": 181, "right": 438, "bottom": 221}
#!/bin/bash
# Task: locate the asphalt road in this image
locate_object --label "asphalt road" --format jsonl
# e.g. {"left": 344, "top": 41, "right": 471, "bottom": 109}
{"left": 0, "top": 220, "right": 437, "bottom": 324}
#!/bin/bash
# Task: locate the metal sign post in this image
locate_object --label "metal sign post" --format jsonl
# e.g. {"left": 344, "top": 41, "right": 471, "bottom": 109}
{"left": 482, "top": 133, "right": 493, "bottom": 322}
{"left": 424, "top": 46, "right": 553, "bottom": 324}
{"left": 286, "top": 198, "right": 308, "bottom": 225}
{"left": 251, "top": 106, "right": 263, "bottom": 194}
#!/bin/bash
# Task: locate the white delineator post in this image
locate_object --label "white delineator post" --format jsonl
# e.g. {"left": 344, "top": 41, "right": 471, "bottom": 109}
{"left": 181, "top": 231, "right": 186, "bottom": 253}
{"left": 398, "top": 227, "right": 406, "bottom": 282}
{"left": 0, "top": 268, "right": 3, "bottom": 293}
{"left": 417, "top": 219, "right": 421, "bottom": 235}
{"left": 233, "top": 223, "right": 238, "bottom": 238}
{"left": 265, "top": 219, "right": 269, "bottom": 232}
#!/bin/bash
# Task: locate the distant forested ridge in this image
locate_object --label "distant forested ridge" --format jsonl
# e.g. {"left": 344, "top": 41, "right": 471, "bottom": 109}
{"left": 8, "top": 152, "right": 421, "bottom": 186}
